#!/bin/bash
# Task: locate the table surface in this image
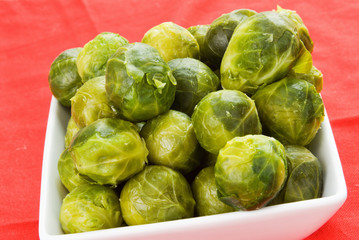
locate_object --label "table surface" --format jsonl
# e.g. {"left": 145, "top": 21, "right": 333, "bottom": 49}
{"left": 0, "top": 0, "right": 358, "bottom": 239}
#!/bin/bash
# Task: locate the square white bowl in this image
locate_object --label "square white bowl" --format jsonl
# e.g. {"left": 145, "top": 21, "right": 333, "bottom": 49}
{"left": 39, "top": 97, "right": 347, "bottom": 240}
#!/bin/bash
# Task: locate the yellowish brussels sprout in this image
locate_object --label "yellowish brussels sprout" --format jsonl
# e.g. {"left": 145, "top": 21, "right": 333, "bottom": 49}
{"left": 48, "top": 48, "right": 83, "bottom": 107}
{"left": 57, "top": 148, "right": 92, "bottom": 192}
{"left": 253, "top": 77, "right": 324, "bottom": 146}
{"left": 192, "top": 90, "right": 262, "bottom": 154}
{"left": 288, "top": 65, "right": 323, "bottom": 93}
{"left": 68, "top": 118, "right": 148, "bottom": 186}
{"left": 215, "top": 135, "right": 287, "bottom": 210}
{"left": 64, "top": 116, "right": 80, "bottom": 148}
{"left": 142, "top": 22, "right": 200, "bottom": 62}
{"left": 59, "top": 184, "right": 122, "bottom": 233}
{"left": 76, "top": 32, "right": 128, "bottom": 82}
{"left": 192, "top": 166, "right": 235, "bottom": 216}
{"left": 106, "top": 42, "right": 177, "bottom": 122}
{"left": 140, "top": 110, "right": 203, "bottom": 174}
{"left": 120, "top": 165, "right": 195, "bottom": 225}
{"left": 71, "top": 76, "right": 118, "bottom": 128}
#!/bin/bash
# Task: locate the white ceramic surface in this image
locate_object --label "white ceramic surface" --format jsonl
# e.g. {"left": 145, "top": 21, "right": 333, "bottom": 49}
{"left": 39, "top": 97, "right": 347, "bottom": 240}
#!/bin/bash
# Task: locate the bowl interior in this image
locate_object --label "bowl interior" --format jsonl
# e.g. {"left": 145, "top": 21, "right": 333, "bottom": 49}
{"left": 39, "top": 98, "right": 347, "bottom": 240}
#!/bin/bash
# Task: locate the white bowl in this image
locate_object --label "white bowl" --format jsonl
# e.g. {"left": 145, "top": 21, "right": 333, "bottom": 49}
{"left": 39, "top": 97, "right": 347, "bottom": 240}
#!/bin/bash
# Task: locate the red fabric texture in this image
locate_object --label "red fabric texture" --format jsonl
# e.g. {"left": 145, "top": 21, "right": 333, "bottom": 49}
{"left": 0, "top": 0, "right": 358, "bottom": 239}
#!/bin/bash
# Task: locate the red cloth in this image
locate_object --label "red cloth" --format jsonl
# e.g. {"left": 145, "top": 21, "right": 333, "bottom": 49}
{"left": 0, "top": 0, "right": 358, "bottom": 239}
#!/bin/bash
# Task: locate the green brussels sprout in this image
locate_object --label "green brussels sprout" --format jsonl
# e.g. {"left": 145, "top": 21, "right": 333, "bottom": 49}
{"left": 168, "top": 58, "right": 220, "bottom": 116}
{"left": 253, "top": 77, "right": 324, "bottom": 146}
{"left": 120, "top": 165, "right": 195, "bottom": 225}
{"left": 59, "top": 184, "right": 122, "bottom": 233}
{"left": 106, "top": 42, "right": 177, "bottom": 122}
{"left": 188, "top": 24, "right": 210, "bottom": 63}
{"left": 68, "top": 118, "right": 148, "bottom": 186}
{"left": 64, "top": 116, "right": 81, "bottom": 148}
{"left": 192, "top": 89, "right": 262, "bottom": 155}
{"left": 57, "top": 148, "right": 92, "bottom": 192}
{"left": 204, "top": 9, "right": 256, "bottom": 69}
{"left": 76, "top": 32, "right": 128, "bottom": 82}
{"left": 221, "top": 8, "right": 311, "bottom": 95}
{"left": 48, "top": 48, "right": 83, "bottom": 107}
{"left": 142, "top": 22, "right": 200, "bottom": 62}
{"left": 271, "top": 145, "right": 323, "bottom": 205}
{"left": 192, "top": 166, "right": 235, "bottom": 216}
{"left": 215, "top": 135, "right": 287, "bottom": 210}
{"left": 140, "top": 110, "right": 203, "bottom": 174}
{"left": 71, "top": 76, "right": 118, "bottom": 128}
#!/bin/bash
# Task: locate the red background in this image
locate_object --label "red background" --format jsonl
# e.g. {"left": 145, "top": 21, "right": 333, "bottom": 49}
{"left": 0, "top": 0, "right": 358, "bottom": 239}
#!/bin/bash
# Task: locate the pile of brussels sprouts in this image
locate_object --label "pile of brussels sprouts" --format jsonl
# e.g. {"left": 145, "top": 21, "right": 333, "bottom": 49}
{"left": 49, "top": 6, "right": 324, "bottom": 234}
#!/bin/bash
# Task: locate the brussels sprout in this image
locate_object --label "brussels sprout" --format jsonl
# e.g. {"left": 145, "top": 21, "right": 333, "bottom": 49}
{"left": 215, "top": 135, "right": 287, "bottom": 210}
{"left": 288, "top": 66, "right": 323, "bottom": 93}
{"left": 59, "top": 184, "right": 122, "bottom": 233}
{"left": 142, "top": 22, "right": 200, "bottom": 62}
{"left": 204, "top": 9, "right": 256, "bottom": 69}
{"left": 270, "top": 145, "right": 323, "bottom": 205}
{"left": 192, "top": 167, "right": 235, "bottom": 216}
{"left": 48, "top": 48, "right": 83, "bottom": 107}
{"left": 221, "top": 8, "right": 311, "bottom": 95}
{"left": 192, "top": 90, "right": 262, "bottom": 155}
{"left": 71, "top": 76, "right": 118, "bottom": 128}
{"left": 57, "top": 148, "right": 92, "bottom": 192}
{"left": 76, "top": 32, "right": 128, "bottom": 82}
{"left": 106, "top": 42, "right": 177, "bottom": 122}
{"left": 253, "top": 77, "right": 324, "bottom": 146}
{"left": 306, "top": 66, "right": 323, "bottom": 92}
{"left": 120, "top": 165, "right": 195, "bottom": 225}
{"left": 64, "top": 116, "right": 81, "bottom": 148}
{"left": 140, "top": 110, "right": 203, "bottom": 174}
{"left": 168, "top": 58, "right": 220, "bottom": 116}
{"left": 188, "top": 24, "right": 210, "bottom": 63}
{"left": 68, "top": 118, "right": 148, "bottom": 186}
